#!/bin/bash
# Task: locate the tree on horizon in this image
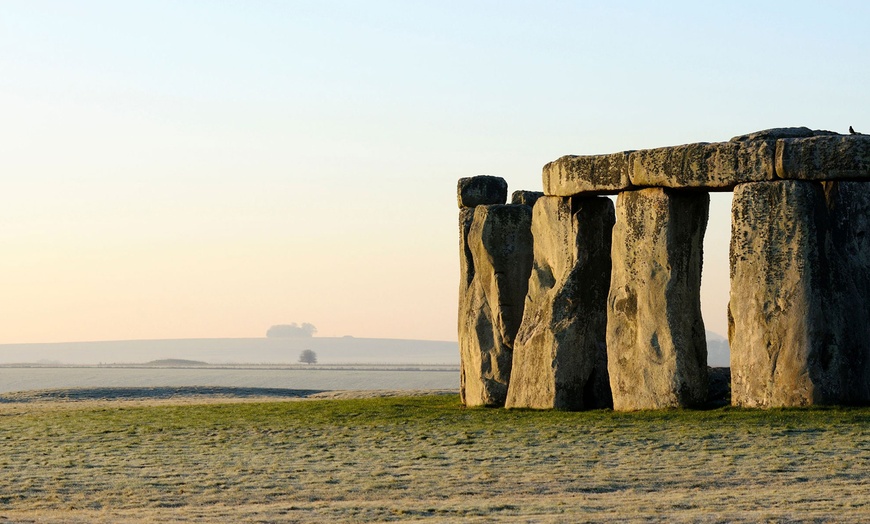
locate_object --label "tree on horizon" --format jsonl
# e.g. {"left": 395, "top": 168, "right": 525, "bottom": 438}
{"left": 298, "top": 349, "right": 318, "bottom": 365}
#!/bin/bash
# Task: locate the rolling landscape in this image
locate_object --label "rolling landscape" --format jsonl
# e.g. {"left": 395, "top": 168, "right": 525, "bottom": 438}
{"left": 3, "top": 2, "right": 869, "bottom": 522}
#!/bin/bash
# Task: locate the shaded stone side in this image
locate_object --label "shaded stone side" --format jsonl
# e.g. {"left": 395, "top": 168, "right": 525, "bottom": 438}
{"left": 607, "top": 188, "right": 709, "bottom": 411}
{"left": 458, "top": 204, "right": 533, "bottom": 407}
{"left": 511, "top": 190, "right": 544, "bottom": 207}
{"left": 729, "top": 127, "right": 822, "bottom": 142}
{"left": 823, "top": 181, "right": 870, "bottom": 404}
{"left": 729, "top": 180, "right": 870, "bottom": 407}
{"left": 457, "top": 176, "right": 508, "bottom": 208}
{"left": 505, "top": 196, "right": 614, "bottom": 410}
{"left": 457, "top": 207, "right": 476, "bottom": 406}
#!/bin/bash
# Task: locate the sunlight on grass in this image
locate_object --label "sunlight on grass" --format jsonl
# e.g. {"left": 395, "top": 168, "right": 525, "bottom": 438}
{"left": 0, "top": 396, "right": 868, "bottom": 522}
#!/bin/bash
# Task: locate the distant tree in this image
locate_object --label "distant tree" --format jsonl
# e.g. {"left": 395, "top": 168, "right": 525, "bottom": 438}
{"left": 267, "top": 322, "right": 317, "bottom": 338}
{"left": 299, "top": 349, "right": 318, "bottom": 365}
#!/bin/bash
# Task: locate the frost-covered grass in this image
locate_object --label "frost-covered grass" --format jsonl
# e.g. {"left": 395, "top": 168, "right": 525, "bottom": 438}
{"left": 1, "top": 394, "right": 868, "bottom": 522}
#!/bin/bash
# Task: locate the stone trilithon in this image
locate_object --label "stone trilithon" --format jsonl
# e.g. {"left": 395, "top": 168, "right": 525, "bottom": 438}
{"left": 458, "top": 127, "right": 870, "bottom": 410}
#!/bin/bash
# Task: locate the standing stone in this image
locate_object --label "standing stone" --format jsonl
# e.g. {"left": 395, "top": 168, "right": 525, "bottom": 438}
{"left": 458, "top": 202, "right": 533, "bottom": 407}
{"left": 607, "top": 188, "right": 709, "bottom": 411}
{"left": 729, "top": 180, "right": 870, "bottom": 407}
{"left": 505, "top": 196, "right": 615, "bottom": 410}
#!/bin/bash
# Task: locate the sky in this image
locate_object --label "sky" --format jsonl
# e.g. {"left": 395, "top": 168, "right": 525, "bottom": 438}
{"left": 2, "top": 1, "right": 869, "bottom": 344}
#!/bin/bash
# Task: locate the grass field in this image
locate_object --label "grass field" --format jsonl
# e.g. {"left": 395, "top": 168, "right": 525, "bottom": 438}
{"left": 1, "top": 392, "right": 869, "bottom": 522}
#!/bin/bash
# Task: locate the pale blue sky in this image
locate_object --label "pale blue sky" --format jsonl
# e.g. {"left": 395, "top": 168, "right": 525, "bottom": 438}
{"left": 2, "top": 1, "right": 868, "bottom": 343}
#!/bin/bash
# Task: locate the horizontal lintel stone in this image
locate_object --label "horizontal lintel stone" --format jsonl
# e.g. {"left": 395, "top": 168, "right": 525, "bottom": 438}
{"left": 542, "top": 152, "right": 632, "bottom": 196}
{"left": 628, "top": 140, "right": 776, "bottom": 190}
{"left": 542, "top": 128, "right": 868, "bottom": 195}
{"left": 776, "top": 134, "right": 870, "bottom": 180}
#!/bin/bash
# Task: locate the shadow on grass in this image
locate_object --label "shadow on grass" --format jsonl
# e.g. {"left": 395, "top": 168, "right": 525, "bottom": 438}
{"left": 0, "top": 386, "right": 326, "bottom": 403}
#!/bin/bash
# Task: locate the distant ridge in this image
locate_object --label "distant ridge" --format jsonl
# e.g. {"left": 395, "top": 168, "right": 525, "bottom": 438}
{"left": 705, "top": 330, "right": 727, "bottom": 343}
{"left": 0, "top": 335, "right": 726, "bottom": 366}
{"left": 705, "top": 331, "right": 730, "bottom": 367}
{"left": 144, "top": 359, "right": 209, "bottom": 367}
{"left": 0, "top": 337, "right": 460, "bottom": 366}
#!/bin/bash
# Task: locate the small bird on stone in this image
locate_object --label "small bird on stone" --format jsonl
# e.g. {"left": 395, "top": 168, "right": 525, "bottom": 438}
{"left": 849, "top": 125, "right": 858, "bottom": 135}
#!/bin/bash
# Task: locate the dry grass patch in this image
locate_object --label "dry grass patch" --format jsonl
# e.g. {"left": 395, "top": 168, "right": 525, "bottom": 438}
{"left": 0, "top": 394, "right": 868, "bottom": 522}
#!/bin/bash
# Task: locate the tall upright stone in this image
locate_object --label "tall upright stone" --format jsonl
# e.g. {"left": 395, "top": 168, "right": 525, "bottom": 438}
{"left": 505, "top": 196, "right": 615, "bottom": 410}
{"left": 458, "top": 177, "right": 533, "bottom": 407}
{"left": 729, "top": 180, "right": 870, "bottom": 407}
{"left": 607, "top": 188, "right": 709, "bottom": 411}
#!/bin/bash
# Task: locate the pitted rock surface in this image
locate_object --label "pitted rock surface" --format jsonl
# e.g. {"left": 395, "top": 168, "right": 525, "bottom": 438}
{"left": 729, "top": 180, "right": 870, "bottom": 407}
{"left": 543, "top": 152, "right": 632, "bottom": 196}
{"left": 607, "top": 187, "right": 709, "bottom": 411}
{"left": 776, "top": 134, "right": 870, "bottom": 180}
{"left": 628, "top": 140, "right": 775, "bottom": 190}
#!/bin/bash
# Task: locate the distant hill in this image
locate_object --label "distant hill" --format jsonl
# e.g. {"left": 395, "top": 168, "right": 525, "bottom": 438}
{"left": 0, "top": 337, "right": 460, "bottom": 366}
{"left": 0, "top": 333, "right": 730, "bottom": 367}
{"left": 706, "top": 331, "right": 730, "bottom": 367}
{"left": 705, "top": 330, "right": 727, "bottom": 343}
{"left": 144, "top": 359, "right": 209, "bottom": 367}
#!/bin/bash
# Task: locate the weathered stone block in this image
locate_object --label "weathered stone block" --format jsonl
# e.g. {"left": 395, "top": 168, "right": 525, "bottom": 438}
{"left": 629, "top": 140, "right": 775, "bottom": 190}
{"left": 505, "top": 196, "right": 614, "bottom": 410}
{"left": 729, "top": 127, "right": 833, "bottom": 142}
{"left": 607, "top": 188, "right": 709, "bottom": 411}
{"left": 776, "top": 135, "right": 870, "bottom": 180}
{"left": 458, "top": 204, "right": 533, "bottom": 407}
{"left": 457, "top": 176, "right": 508, "bottom": 208}
{"left": 729, "top": 180, "right": 870, "bottom": 407}
{"left": 511, "top": 190, "right": 544, "bottom": 207}
{"left": 543, "top": 152, "right": 632, "bottom": 196}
